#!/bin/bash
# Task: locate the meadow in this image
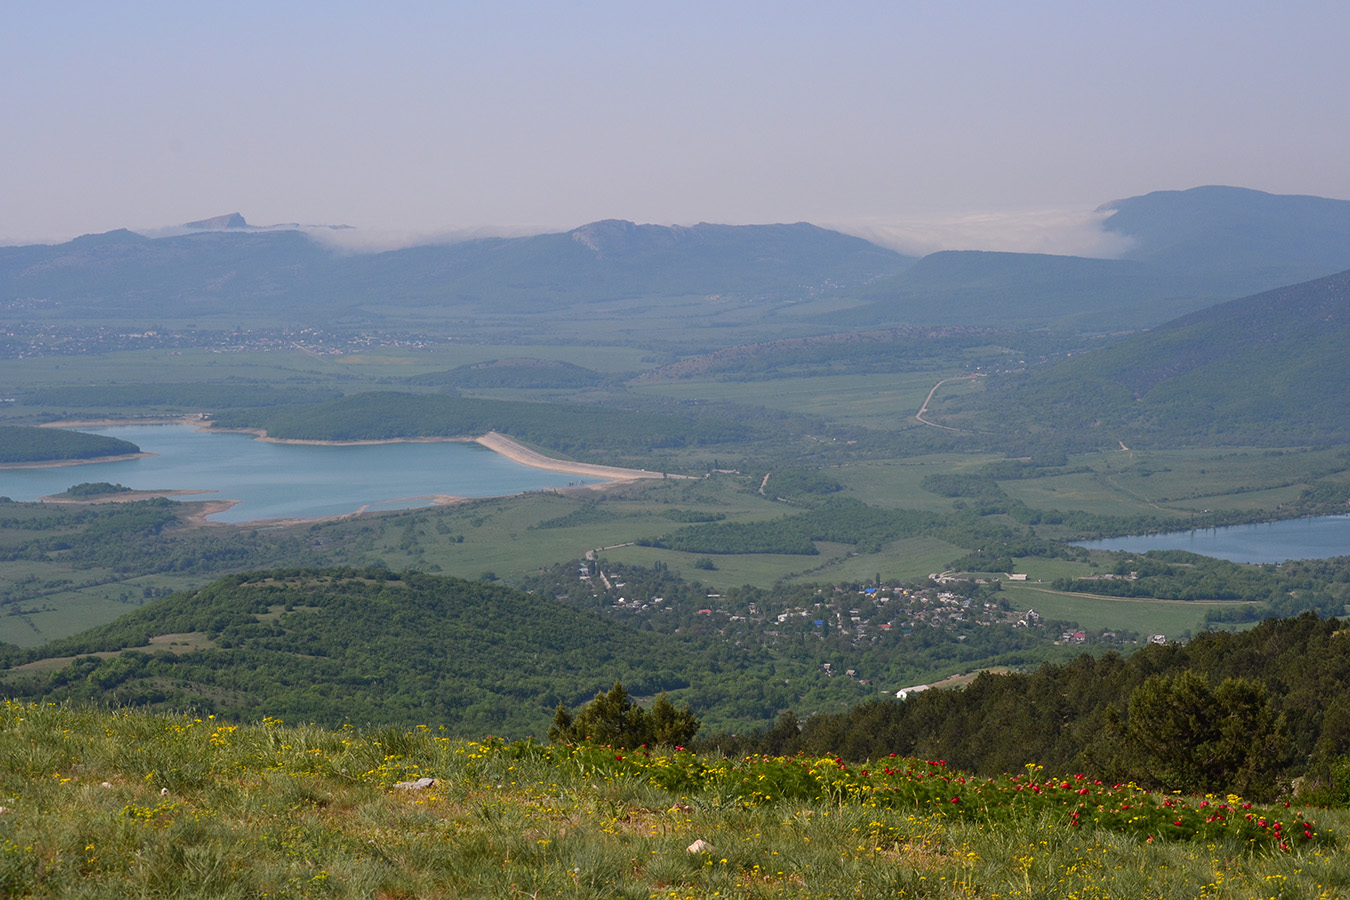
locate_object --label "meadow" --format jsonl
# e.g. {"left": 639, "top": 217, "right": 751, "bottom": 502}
{"left": 633, "top": 371, "right": 954, "bottom": 429}
{"left": 998, "top": 582, "right": 1243, "bottom": 637}
{"left": 1, "top": 700, "right": 1345, "bottom": 899}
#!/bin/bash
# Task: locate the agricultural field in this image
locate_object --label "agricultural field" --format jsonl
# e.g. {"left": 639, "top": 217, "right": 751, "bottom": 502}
{"left": 830, "top": 455, "right": 1006, "bottom": 511}
{"left": 998, "top": 581, "right": 1244, "bottom": 637}
{"left": 998, "top": 446, "right": 1350, "bottom": 518}
{"left": 633, "top": 371, "right": 954, "bottom": 428}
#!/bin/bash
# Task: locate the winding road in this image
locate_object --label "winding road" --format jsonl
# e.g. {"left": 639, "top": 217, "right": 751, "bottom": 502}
{"left": 915, "top": 374, "right": 983, "bottom": 430}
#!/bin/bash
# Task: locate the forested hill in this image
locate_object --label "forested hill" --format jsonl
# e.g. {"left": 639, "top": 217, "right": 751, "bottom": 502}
{"left": 950, "top": 268, "right": 1350, "bottom": 447}
{"left": 0, "top": 568, "right": 702, "bottom": 735}
{"left": 727, "top": 612, "right": 1350, "bottom": 800}
{"left": 0, "top": 425, "right": 140, "bottom": 464}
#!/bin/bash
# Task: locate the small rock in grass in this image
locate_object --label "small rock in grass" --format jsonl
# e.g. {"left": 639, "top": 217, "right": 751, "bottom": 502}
{"left": 687, "top": 839, "right": 713, "bottom": 854}
{"left": 393, "top": 777, "right": 439, "bottom": 790}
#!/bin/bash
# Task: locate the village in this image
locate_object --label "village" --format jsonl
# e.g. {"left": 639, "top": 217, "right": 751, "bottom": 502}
{"left": 532, "top": 558, "right": 1148, "bottom": 701}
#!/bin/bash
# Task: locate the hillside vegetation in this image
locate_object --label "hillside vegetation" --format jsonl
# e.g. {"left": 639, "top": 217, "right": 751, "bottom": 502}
{"left": 1, "top": 700, "right": 1346, "bottom": 899}
{"left": 0, "top": 426, "right": 139, "bottom": 465}
{"left": 0, "top": 569, "right": 697, "bottom": 735}
{"left": 850, "top": 250, "right": 1200, "bottom": 331}
{"left": 938, "top": 269, "right": 1350, "bottom": 448}
{"left": 722, "top": 612, "right": 1350, "bottom": 800}
{"left": 0, "top": 562, "right": 1098, "bottom": 735}
{"left": 405, "top": 358, "right": 613, "bottom": 389}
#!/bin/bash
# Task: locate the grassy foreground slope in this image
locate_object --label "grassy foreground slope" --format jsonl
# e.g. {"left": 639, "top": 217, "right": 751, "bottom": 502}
{"left": 0, "top": 701, "right": 1345, "bottom": 899}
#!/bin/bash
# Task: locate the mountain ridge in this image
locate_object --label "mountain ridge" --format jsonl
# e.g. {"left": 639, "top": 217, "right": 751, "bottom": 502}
{"left": 5, "top": 186, "right": 1350, "bottom": 337}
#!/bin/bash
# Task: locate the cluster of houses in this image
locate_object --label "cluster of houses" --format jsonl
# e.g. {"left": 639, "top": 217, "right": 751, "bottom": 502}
{"left": 770, "top": 584, "right": 1035, "bottom": 642}
{"left": 571, "top": 563, "right": 1159, "bottom": 702}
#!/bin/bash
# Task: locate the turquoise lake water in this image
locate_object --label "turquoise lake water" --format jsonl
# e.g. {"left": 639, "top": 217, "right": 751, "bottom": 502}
{"left": 1074, "top": 515, "right": 1350, "bottom": 563}
{"left": 0, "top": 425, "right": 588, "bottom": 523}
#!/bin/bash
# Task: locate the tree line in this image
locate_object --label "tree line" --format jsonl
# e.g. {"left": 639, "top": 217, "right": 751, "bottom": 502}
{"left": 702, "top": 613, "right": 1350, "bottom": 800}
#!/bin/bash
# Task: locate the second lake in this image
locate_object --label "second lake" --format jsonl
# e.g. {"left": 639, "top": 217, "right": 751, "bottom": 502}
{"left": 1074, "top": 515, "right": 1350, "bottom": 564}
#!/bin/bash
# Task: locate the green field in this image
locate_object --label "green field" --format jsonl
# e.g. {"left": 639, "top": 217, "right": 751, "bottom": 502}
{"left": 1, "top": 576, "right": 201, "bottom": 648}
{"left": 831, "top": 455, "right": 1004, "bottom": 509}
{"left": 999, "top": 582, "right": 1247, "bottom": 636}
{"left": 634, "top": 371, "right": 955, "bottom": 427}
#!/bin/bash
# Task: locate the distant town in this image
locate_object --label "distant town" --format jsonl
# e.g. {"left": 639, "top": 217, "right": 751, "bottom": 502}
{"left": 0, "top": 322, "right": 436, "bottom": 359}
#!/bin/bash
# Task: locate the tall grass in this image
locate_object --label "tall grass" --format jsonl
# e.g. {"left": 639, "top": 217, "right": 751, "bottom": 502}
{"left": 2, "top": 701, "right": 1348, "bottom": 898}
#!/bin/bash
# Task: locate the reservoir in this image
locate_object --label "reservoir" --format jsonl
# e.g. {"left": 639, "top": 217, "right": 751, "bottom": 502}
{"left": 1074, "top": 515, "right": 1350, "bottom": 563}
{"left": 0, "top": 425, "right": 590, "bottom": 524}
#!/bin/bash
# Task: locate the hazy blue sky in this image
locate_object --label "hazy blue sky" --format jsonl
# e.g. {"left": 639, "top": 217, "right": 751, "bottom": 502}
{"left": 4, "top": 1, "right": 1348, "bottom": 252}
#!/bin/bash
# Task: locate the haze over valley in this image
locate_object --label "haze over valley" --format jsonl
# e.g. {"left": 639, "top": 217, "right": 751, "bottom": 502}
{"left": 3, "top": 181, "right": 1349, "bottom": 699}
{"left": 6, "top": 5, "right": 1350, "bottom": 896}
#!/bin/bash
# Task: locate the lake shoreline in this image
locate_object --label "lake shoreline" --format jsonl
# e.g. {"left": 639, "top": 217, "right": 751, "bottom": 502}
{"left": 1073, "top": 513, "right": 1350, "bottom": 564}
{"left": 16, "top": 419, "right": 665, "bottom": 523}
{"left": 34, "top": 417, "right": 666, "bottom": 484}
{"left": 0, "top": 452, "right": 154, "bottom": 470}
{"left": 474, "top": 431, "right": 673, "bottom": 482}
{"left": 39, "top": 488, "right": 214, "bottom": 504}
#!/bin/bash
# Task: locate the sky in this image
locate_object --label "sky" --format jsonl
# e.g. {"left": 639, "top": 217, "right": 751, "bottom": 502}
{"left": 4, "top": 1, "right": 1349, "bottom": 254}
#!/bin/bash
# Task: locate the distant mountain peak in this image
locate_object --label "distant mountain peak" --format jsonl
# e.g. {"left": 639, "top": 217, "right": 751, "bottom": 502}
{"left": 569, "top": 219, "right": 653, "bottom": 256}
{"left": 183, "top": 213, "right": 249, "bottom": 231}
{"left": 69, "top": 228, "right": 151, "bottom": 246}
